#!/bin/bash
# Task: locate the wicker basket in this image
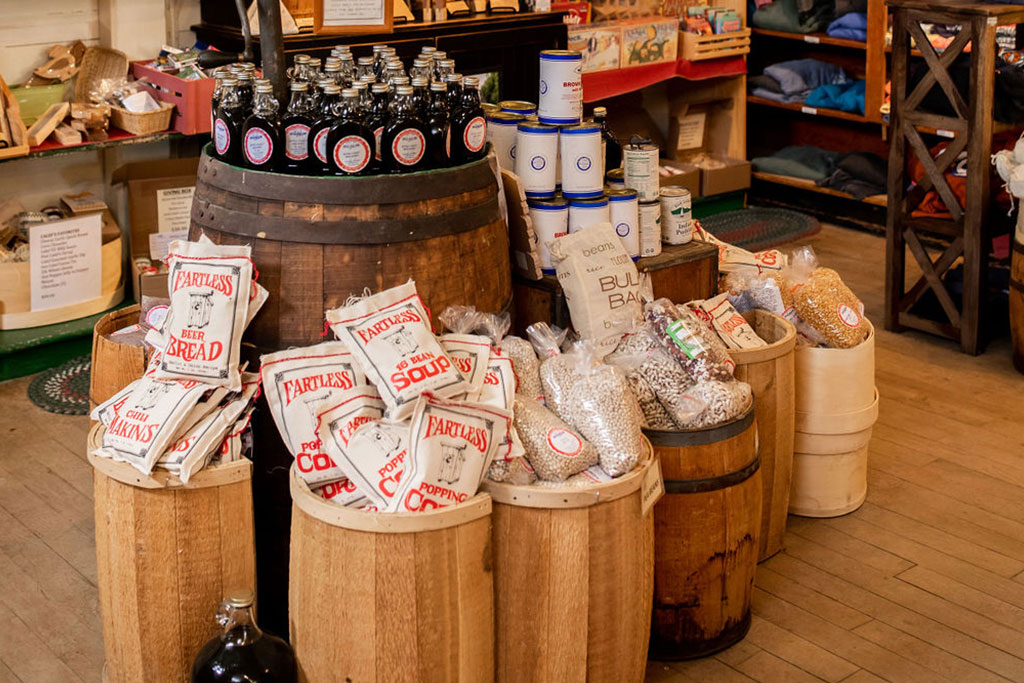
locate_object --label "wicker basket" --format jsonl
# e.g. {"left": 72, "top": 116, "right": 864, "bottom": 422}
{"left": 110, "top": 102, "right": 174, "bottom": 135}
{"left": 74, "top": 47, "right": 129, "bottom": 102}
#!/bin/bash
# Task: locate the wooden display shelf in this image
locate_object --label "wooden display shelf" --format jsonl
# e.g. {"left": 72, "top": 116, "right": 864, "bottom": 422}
{"left": 747, "top": 95, "right": 873, "bottom": 124}
{"left": 0, "top": 128, "right": 184, "bottom": 164}
{"left": 751, "top": 28, "right": 866, "bottom": 50}
{"left": 752, "top": 171, "right": 887, "bottom": 206}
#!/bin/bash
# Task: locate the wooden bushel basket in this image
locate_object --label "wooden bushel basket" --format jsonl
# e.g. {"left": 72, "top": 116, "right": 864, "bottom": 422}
{"left": 482, "top": 439, "right": 658, "bottom": 683}
{"left": 88, "top": 424, "right": 256, "bottom": 683}
{"left": 728, "top": 310, "right": 796, "bottom": 562}
{"left": 288, "top": 466, "right": 494, "bottom": 683}
{"left": 90, "top": 304, "right": 147, "bottom": 410}
{"left": 646, "top": 401, "right": 761, "bottom": 660}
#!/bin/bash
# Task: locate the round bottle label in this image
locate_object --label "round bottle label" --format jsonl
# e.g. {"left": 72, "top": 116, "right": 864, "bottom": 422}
{"left": 334, "top": 135, "right": 371, "bottom": 173}
{"left": 145, "top": 304, "right": 169, "bottom": 329}
{"left": 313, "top": 128, "right": 329, "bottom": 163}
{"left": 539, "top": 79, "right": 549, "bottom": 95}
{"left": 546, "top": 428, "right": 583, "bottom": 457}
{"left": 463, "top": 116, "right": 486, "bottom": 153}
{"left": 576, "top": 155, "right": 592, "bottom": 172}
{"left": 244, "top": 128, "right": 273, "bottom": 165}
{"left": 838, "top": 303, "right": 861, "bottom": 328}
{"left": 616, "top": 222, "right": 630, "bottom": 237}
{"left": 531, "top": 155, "right": 546, "bottom": 171}
{"left": 285, "top": 123, "right": 310, "bottom": 160}
{"left": 214, "top": 119, "right": 230, "bottom": 155}
{"left": 510, "top": 143, "right": 517, "bottom": 160}
{"left": 393, "top": 128, "right": 426, "bottom": 166}
{"left": 374, "top": 126, "right": 384, "bottom": 161}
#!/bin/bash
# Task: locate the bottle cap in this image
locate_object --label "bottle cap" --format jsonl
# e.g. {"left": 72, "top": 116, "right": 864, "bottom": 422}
{"left": 421, "top": 46, "right": 437, "bottom": 55}
{"left": 308, "top": 57, "right": 321, "bottom": 68}
{"left": 430, "top": 81, "right": 447, "bottom": 92}
{"left": 322, "top": 83, "right": 342, "bottom": 94}
{"left": 334, "top": 45, "right": 351, "bottom": 54}
{"left": 290, "top": 81, "right": 309, "bottom": 91}
{"left": 437, "top": 59, "right": 456, "bottom": 69}
{"left": 357, "top": 56, "right": 374, "bottom": 66}
{"left": 395, "top": 85, "right": 414, "bottom": 96}
{"left": 372, "top": 44, "right": 388, "bottom": 52}
{"left": 411, "top": 77, "right": 429, "bottom": 87}
{"left": 371, "top": 83, "right": 390, "bottom": 94}
{"left": 359, "top": 75, "right": 376, "bottom": 84}
{"left": 240, "top": 62, "right": 256, "bottom": 72}
{"left": 227, "top": 589, "right": 255, "bottom": 609}
{"left": 324, "top": 57, "right": 341, "bottom": 68}
{"left": 445, "top": 73, "right": 463, "bottom": 84}
{"left": 293, "top": 54, "right": 311, "bottom": 65}
{"left": 342, "top": 88, "right": 359, "bottom": 99}
{"left": 463, "top": 76, "right": 479, "bottom": 88}
{"left": 221, "top": 76, "right": 239, "bottom": 87}
{"left": 593, "top": 106, "right": 607, "bottom": 117}
{"left": 255, "top": 83, "right": 274, "bottom": 94}
{"left": 392, "top": 76, "right": 410, "bottom": 86}
{"left": 413, "top": 58, "right": 430, "bottom": 67}
{"left": 318, "top": 77, "right": 334, "bottom": 89}
{"left": 433, "top": 51, "right": 448, "bottom": 60}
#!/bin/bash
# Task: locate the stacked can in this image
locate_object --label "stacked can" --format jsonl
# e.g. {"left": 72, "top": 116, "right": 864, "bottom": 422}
{"left": 538, "top": 50, "right": 583, "bottom": 125}
{"left": 486, "top": 111, "right": 523, "bottom": 171}
{"left": 559, "top": 123, "right": 604, "bottom": 199}
{"left": 660, "top": 186, "right": 693, "bottom": 245}
{"left": 605, "top": 168, "right": 625, "bottom": 191}
{"left": 623, "top": 143, "right": 660, "bottom": 202}
{"left": 608, "top": 189, "right": 640, "bottom": 260}
{"left": 515, "top": 122, "right": 559, "bottom": 198}
{"left": 568, "top": 196, "right": 610, "bottom": 234}
{"left": 528, "top": 197, "right": 569, "bottom": 273}
{"left": 638, "top": 200, "right": 662, "bottom": 257}
{"left": 500, "top": 100, "right": 537, "bottom": 116}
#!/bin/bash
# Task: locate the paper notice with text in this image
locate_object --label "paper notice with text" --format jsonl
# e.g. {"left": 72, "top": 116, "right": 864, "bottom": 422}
{"left": 156, "top": 186, "right": 195, "bottom": 232}
{"left": 323, "top": 0, "right": 386, "bottom": 25}
{"left": 29, "top": 214, "right": 102, "bottom": 311}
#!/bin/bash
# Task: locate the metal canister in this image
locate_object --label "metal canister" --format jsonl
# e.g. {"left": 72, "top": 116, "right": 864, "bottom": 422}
{"left": 538, "top": 50, "right": 583, "bottom": 125}
{"left": 660, "top": 186, "right": 693, "bottom": 245}
{"left": 559, "top": 123, "right": 604, "bottom": 199}
{"left": 528, "top": 196, "right": 569, "bottom": 273}
{"left": 623, "top": 143, "right": 660, "bottom": 202}
{"left": 482, "top": 102, "right": 500, "bottom": 116}
{"left": 638, "top": 200, "right": 662, "bottom": 258}
{"left": 608, "top": 189, "right": 640, "bottom": 259}
{"left": 514, "top": 122, "right": 559, "bottom": 198}
{"left": 486, "top": 111, "right": 524, "bottom": 171}
{"left": 499, "top": 100, "right": 537, "bottom": 116}
{"left": 568, "top": 196, "right": 610, "bottom": 234}
{"left": 606, "top": 167, "right": 625, "bottom": 191}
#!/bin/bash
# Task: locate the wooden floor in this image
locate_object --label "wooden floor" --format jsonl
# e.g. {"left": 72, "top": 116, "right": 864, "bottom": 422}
{"left": 1, "top": 225, "right": 1023, "bottom": 682}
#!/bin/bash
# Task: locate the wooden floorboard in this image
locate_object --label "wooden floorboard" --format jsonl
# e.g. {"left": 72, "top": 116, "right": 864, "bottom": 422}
{"left": 0, "top": 226, "right": 1021, "bottom": 682}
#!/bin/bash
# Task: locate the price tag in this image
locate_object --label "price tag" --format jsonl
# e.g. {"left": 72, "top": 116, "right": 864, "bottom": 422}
{"left": 804, "top": 35, "right": 820, "bottom": 44}
{"left": 936, "top": 129, "right": 955, "bottom": 138}
{"left": 641, "top": 457, "right": 665, "bottom": 517}
{"left": 801, "top": 106, "right": 818, "bottom": 115}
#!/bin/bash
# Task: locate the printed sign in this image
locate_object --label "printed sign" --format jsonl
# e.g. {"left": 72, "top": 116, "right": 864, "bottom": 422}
{"left": 29, "top": 214, "right": 102, "bottom": 311}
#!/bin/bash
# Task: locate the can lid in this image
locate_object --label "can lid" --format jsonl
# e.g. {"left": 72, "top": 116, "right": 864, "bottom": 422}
{"left": 499, "top": 100, "right": 536, "bottom": 111}
{"left": 227, "top": 588, "right": 255, "bottom": 609}
{"left": 540, "top": 49, "right": 583, "bottom": 60}
{"left": 559, "top": 122, "right": 601, "bottom": 135}
{"left": 607, "top": 189, "right": 638, "bottom": 200}
{"left": 593, "top": 106, "right": 608, "bottom": 117}
{"left": 528, "top": 197, "right": 569, "bottom": 209}
{"left": 517, "top": 122, "right": 558, "bottom": 134}
{"left": 569, "top": 196, "right": 609, "bottom": 207}
{"left": 605, "top": 168, "right": 624, "bottom": 178}
{"left": 639, "top": 200, "right": 661, "bottom": 206}
{"left": 659, "top": 186, "right": 691, "bottom": 197}
{"left": 486, "top": 111, "right": 525, "bottom": 123}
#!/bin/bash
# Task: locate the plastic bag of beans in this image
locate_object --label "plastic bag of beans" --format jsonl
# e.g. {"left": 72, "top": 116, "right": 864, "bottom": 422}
{"left": 644, "top": 298, "right": 734, "bottom": 383}
{"left": 513, "top": 396, "right": 598, "bottom": 481}
{"left": 486, "top": 455, "right": 538, "bottom": 485}
{"left": 792, "top": 267, "right": 868, "bottom": 349}
{"left": 474, "top": 311, "right": 546, "bottom": 404}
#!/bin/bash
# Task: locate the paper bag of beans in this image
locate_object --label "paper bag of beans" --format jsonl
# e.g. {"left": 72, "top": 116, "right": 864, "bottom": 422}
{"left": 694, "top": 221, "right": 788, "bottom": 274}
{"left": 548, "top": 223, "right": 643, "bottom": 358}
{"left": 694, "top": 294, "right": 767, "bottom": 350}
{"left": 259, "top": 342, "right": 368, "bottom": 485}
{"left": 314, "top": 386, "right": 388, "bottom": 500}
{"left": 513, "top": 396, "right": 598, "bottom": 481}
{"left": 477, "top": 350, "right": 527, "bottom": 462}
{"left": 792, "top": 267, "right": 868, "bottom": 349}
{"left": 326, "top": 281, "right": 470, "bottom": 419}
{"left": 645, "top": 298, "right": 735, "bottom": 383}
{"left": 475, "top": 311, "right": 545, "bottom": 404}
{"left": 393, "top": 393, "right": 512, "bottom": 512}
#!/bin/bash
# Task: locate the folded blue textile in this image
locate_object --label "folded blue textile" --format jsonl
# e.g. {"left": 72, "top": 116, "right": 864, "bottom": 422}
{"left": 826, "top": 12, "right": 867, "bottom": 41}
{"left": 763, "top": 59, "right": 849, "bottom": 96}
{"left": 751, "top": 87, "right": 808, "bottom": 103}
{"left": 805, "top": 80, "right": 866, "bottom": 114}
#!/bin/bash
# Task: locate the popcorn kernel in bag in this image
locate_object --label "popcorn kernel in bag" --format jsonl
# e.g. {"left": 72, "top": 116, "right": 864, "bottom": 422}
{"left": 326, "top": 281, "right": 470, "bottom": 419}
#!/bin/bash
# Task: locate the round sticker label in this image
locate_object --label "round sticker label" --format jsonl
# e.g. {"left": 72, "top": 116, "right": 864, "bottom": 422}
{"left": 510, "top": 143, "right": 517, "bottom": 160}
{"left": 838, "top": 303, "right": 861, "bottom": 328}
{"left": 464, "top": 116, "right": 486, "bottom": 152}
{"left": 313, "top": 128, "right": 329, "bottom": 163}
{"left": 334, "top": 135, "right": 371, "bottom": 173}
{"left": 547, "top": 428, "right": 583, "bottom": 457}
{"left": 616, "top": 222, "right": 631, "bottom": 237}
{"left": 374, "top": 126, "right": 384, "bottom": 161}
{"left": 214, "top": 119, "right": 230, "bottom": 155}
{"left": 244, "top": 128, "right": 273, "bottom": 165}
{"left": 531, "top": 155, "right": 546, "bottom": 171}
{"left": 145, "top": 304, "right": 169, "bottom": 329}
{"left": 284, "top": 123, "right": 310, "bottom": 160}
{"left": 539, "top": 79, "right": 549, "bottom": 95}
{"left": 393, "top": 128, "right": 426, "bottom": 165}
{"left": 576, "top": 155, "right": 592, "bottom": 172}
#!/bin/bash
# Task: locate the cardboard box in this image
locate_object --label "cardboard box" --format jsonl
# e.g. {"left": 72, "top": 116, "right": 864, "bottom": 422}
{"left": 568, "top": 22, "right": 622, "bottom": 73}
{"left": 620, "top": 17, "right": 679, "bottom": 67}
{"left": 111, "top": 157, "right": 200, "bottom": 301}
{"left": 700, "top": 155, "right": 751, "bottom": 196}
{"left": 659, "top": 160, "right": 701, "bottom": 196}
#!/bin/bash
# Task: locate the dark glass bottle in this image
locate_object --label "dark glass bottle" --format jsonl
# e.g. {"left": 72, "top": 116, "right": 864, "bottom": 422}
{"left": 365, "top": 82, "right": 391, "bottom": 170}
{"left": 323, "top": 57, "right": 343, "bottom": 86}
{"left": 449, "top": 75, "right": 487, "bottom": 165}
{"left": 213, "top": 77, "right": 245, "bottom": 165}
{"left": 425, "top": 81, "right": 450, "bottom": 168}
{"left": 355, "top": 56, "right": 375, "bottom": 83}
{"left": 411, "top": 77, "right": 430, "bottom": 119}
{"left": 327, "top": 88, "right": 374, "bottom": 176}
{"left": 445, "top": 73, "right": 463, "bottom": 112}
{"left": 210, "top": 70, "right": 230, "bottom": 134}
{"left": 242, "top": 83, "right": 281, "bottom": 171}
{"left": 191, "top": 590, "right": 296, "bottom": 683}
{"left": 236, "top": 72, "right": 254, "bottom": 114}
{"left": 280, "top": 81, "right": 315, "bottom": 174}
{"left": 307, "top": 84, "right": 341, "bottom": 175}
{"left": 381, "top": 85, "right": 429, "bottom": 173}
{"left": 593, "top": 106, "right": 622, "bottom": 172}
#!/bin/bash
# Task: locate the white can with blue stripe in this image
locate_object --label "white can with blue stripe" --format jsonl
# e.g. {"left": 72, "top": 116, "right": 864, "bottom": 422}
{"left": 514, "top": 122, "right": 559, "bottom": 198}
{"left": 559, "top": 123, "right": 603, "bottom": 199}
{"left": 608, "top": 189, "right": 640, "bottom": 259}
{"left": 486, "top": 111, "right": 523, "bottom": 171}
{"left": 538, "top": 50, "right": 583, "bottom": 126}
{"left": 528, "top": 197, "right": 569, "bottom": 273}
{"left": 568, "top": 196, "right": 610, "bottom": 234}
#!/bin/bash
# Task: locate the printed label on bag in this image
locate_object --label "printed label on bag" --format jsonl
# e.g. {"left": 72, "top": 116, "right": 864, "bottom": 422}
{"left": 214, "top": 119, "right": 230, "bottom": 154}
{"left": 547, "top": 428, "right": 583, "bottom": 457}
{"left": 334, "top": 135, "right": 371, "bottom": 173}
{"left": 314, "top": 128, "right": 329, "bottom": 163}
{"left": 838, "top": 303, "right": 861, "bottom": 328}
{"left": 244, "top": 128, "right": 273, "bottom": 165}
{"left": 285, "top": 123, "right": 310, "bottom": 160}
{"left": 393, "top": 128, "right": 426, "bottom": 165}
{"left": 666, "top": 318, "right": 708, "bottom": 360}
{"left": 463, "top": 116, "right": 486, "bottom": 152}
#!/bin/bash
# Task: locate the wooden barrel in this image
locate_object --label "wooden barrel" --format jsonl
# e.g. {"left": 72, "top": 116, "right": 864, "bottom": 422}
{"left": 90, "top": 305, "right": 147, "bottom": 410}
{"left": 289, "top": 466, "right": 494, "bottom": 683}
{"left": 190, "top": 149, "right": 511, "bottom": 635}
{"left": 729, "top": 310, "right": 796, "bottom": 562}
{"left": 482, "top": 441, "right": 657, "bottom": 683}
{"left": 792, "top": 322, "right": 877, "bottom": 518}
{"left": 1011, "top": 237, "right": 1024, "bottom": 373}
{"left": 89, "top": 425, "right": 256, "bottom": 683}
{"left": 646, "top": 402, "right": 761, "bottom": 660}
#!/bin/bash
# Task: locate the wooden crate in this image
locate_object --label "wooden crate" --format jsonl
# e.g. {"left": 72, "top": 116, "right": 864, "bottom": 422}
{"left": 680, "top": 28, "right": 751, "bottom": 61}
{"left": 512, "top": 240, "right": 719, "bottom": 335}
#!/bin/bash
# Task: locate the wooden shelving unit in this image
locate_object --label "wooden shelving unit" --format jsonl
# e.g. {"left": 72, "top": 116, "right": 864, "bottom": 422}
{"left": 747, "top": 94, "right": 874, "bottom": 123}
{"left": 750, "top": 27, "right": 867, "bottom": 50}
{"left": 752, "top": 171, "right": 887, "bottom": 205}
